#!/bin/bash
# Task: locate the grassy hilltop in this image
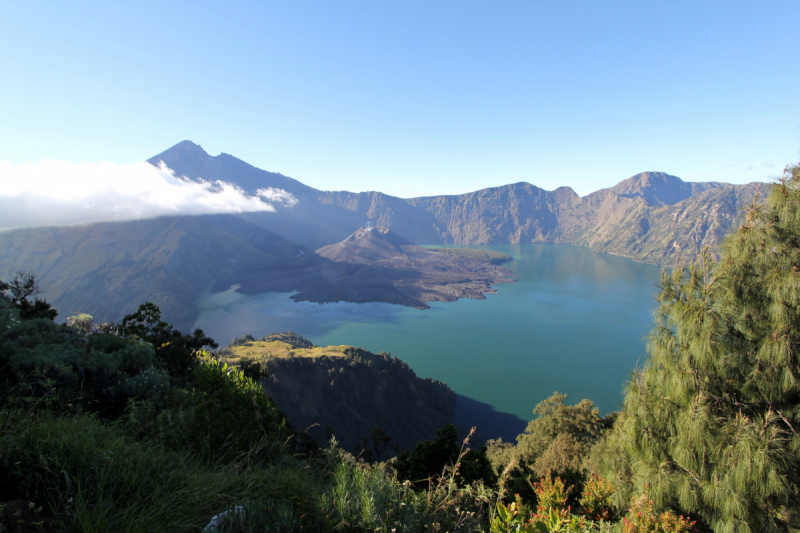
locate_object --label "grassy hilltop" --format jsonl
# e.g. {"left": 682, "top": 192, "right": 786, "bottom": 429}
{"left": 218, "top": 332, "right": 456, "bottom": 454}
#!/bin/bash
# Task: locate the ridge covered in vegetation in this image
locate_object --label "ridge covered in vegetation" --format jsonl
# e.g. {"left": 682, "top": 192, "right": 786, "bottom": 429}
{"left": 217, "top": 333, "right": 457, "bottom": 455}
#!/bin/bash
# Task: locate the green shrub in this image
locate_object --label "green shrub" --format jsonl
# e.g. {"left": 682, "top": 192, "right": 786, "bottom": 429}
{"left": 579, "top": 475, "right": 616, "bottom": 522}
{"left": 531, "top": 471, "right": 572, "bottom": 520}
{"left": 1, "top": 317, "right": 84, "bottom": 373}
{"left": 179, "top": 357, "right": 286, "bottom": 463}
{"left": 87, "top": 332, "right": 129, "bottom": 353}
{"left": 319, "top": 454, "right": 408, "bottom": 531}
{"left": 118, "top": 302, "right": 217, "bottom": 380}
{"left": 89, "top": 334, "right": 155, "bottom": 374}
{"left": 316, "top": 443, "right": 494, "bottom": 533}
{"left": 395, "top": 424, "right": 497, "bottom": 488}
{"left": 621, "top": 490, "right": 695, "bottom": 533}
{"left": 114, "top": 367, "right": 171, "bottom": 407}
{"left": 0, "top": 306, "right": 170, "bottom": 418}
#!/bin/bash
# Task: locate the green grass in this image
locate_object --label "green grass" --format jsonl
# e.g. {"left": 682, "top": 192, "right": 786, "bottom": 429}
{"left": 221, "top": 339, "right": 354, "bottom": 363}
{"left": 0, "top": 410, "right": 319, "bottom": 533}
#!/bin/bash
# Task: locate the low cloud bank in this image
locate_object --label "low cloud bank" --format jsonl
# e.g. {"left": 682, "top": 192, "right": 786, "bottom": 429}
{"left": 0, "top": 160, "right": 296, "bottom": 230}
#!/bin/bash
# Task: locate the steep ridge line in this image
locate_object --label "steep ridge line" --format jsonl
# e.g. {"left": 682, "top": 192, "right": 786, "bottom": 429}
{"left": 151, "top": 141, "right": 764, "bottom": 266}
{"left": 0, "top": 141, "right": 766, "bottom": 330}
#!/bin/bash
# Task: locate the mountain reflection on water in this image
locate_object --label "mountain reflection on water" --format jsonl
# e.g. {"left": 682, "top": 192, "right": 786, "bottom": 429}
{"left": 194, "top": 244, "right": 662, "bottom": 436}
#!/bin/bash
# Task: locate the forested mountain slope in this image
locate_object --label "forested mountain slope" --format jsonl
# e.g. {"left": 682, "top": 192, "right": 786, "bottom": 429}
{"left": 0, "top": 215, "right": 308, "bottom": 331}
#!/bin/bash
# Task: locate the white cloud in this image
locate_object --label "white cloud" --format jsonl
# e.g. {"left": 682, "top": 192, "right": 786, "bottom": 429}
{"left": 0, "top": 160, "right": 295, "bottom": 230}
{"left": 256, "top": 187, "right": 299, "bottom": 207}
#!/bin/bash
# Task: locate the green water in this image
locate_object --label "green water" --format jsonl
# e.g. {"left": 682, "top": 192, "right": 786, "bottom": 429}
{"left": 193, "top": 244, "right": 662, "bottom": 421}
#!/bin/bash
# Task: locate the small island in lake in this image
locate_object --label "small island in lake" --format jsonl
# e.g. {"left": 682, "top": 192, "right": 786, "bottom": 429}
{"left": 225, "top": 226, "right": 516, "bottom": 308}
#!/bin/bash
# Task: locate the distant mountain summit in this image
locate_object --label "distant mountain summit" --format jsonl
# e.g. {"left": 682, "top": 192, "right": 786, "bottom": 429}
{"left": 316, "top": 226, "right": 418, "bottom": 264}
{"left": 609, "top": 171, "right": 725, "bottom": 207}
{"left": 148, "top": 140, "right": 315, "bottom": 199}
{"left": 144, "top": 141, "right": 763, "bottom": 269}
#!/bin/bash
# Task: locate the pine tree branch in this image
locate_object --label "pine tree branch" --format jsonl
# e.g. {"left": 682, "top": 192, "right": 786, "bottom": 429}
{"left": 670, "top": 456, "right": 703, "bottom": 486}
{"left": 774, "top": 409, "right": 796, "bottom": 435}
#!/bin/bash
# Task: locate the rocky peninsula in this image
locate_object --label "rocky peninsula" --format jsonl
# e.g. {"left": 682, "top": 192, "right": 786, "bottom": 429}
{"left": 228, "top": 226, "right": 516, "bottom": 309}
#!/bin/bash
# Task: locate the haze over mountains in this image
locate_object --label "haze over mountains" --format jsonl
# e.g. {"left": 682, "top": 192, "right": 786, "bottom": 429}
{"left": 149, "top": 141, "right": 761, "bottom": 265}
{"left": 0, "top": 140, "right": 763, "bottom": 330}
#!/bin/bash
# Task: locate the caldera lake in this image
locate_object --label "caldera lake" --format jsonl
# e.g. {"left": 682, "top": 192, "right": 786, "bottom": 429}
{"left": 193, "top": 244, "right": 663, "bottom": 438}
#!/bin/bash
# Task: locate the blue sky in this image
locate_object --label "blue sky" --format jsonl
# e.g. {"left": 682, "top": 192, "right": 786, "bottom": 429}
{"left": 2, "top": 1, "right": 799, "bottom": 197}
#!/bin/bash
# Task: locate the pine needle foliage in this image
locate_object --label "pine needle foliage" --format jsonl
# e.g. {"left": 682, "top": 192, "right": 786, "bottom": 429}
{"left": 619, "top": 164, "right": 800, "bottom": 532}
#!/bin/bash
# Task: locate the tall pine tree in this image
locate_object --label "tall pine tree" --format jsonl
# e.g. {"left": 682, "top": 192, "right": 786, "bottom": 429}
{"left": 619, "top": 163, "right": 800, "bottom": 532}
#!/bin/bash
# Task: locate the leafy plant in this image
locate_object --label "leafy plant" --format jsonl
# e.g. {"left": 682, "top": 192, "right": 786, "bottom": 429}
{"left": 531, "top": 471, "right": 572, "bottom": 520}
{"left": 491, "top": 502, "right": 610, "bottom": 533}
{"left": 621, "top": 490, "right": 695, "bottom": 533}
{"left": 0, "top": 271, "right": 57, "bottom": 321}
{"left": 181, "top": 357, "right": 285, "bottom": 463}
{"left": 119, "top": 302, "right": 217, "bottom": 380}
{"left": 530, "top": 507, "right": 595, "bottom": 533}
{"left": 579, "top": 475, "right": 616, "bottom": 522}
{"left": 491, "top": 501, "right": 536, "bottom": 533}
{"left": 395, "top": 424, "right": 497, "bottom": 488}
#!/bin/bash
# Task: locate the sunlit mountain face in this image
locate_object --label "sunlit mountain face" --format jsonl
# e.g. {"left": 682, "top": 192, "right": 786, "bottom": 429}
{"left": 0, "top": 140, "right": 762, "bottom": 332}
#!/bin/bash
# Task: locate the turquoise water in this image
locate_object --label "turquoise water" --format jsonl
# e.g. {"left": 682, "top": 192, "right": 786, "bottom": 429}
{"left": 193, "top": 244, "right": 662, "bottom": 422}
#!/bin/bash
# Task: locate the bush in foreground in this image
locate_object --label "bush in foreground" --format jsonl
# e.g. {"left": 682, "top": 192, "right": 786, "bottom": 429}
{"left": 615, "top": 164, "right": 800, "bottom": 530}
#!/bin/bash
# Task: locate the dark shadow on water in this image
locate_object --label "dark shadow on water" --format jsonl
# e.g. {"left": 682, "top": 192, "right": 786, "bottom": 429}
{"left": 452, "top": 394, "right": 527, "bottom": 446}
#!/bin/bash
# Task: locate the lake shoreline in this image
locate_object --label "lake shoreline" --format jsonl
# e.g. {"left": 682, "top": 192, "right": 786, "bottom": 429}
{"left": 194, "top": 243, "right": 661, "bottom": 420}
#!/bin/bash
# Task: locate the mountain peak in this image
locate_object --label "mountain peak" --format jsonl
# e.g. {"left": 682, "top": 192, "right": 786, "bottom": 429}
{"left": 344, "top": 226, "right": 411, "bottom": 246}
{"left": 317, "top": 226, "right": 415, "bottom": 263}
{"left": 171, "top": 139, "right": 205, "bottom": 152}
{"left": 147, "top": 140, "right": 216, "bottom": 181}
{"left": 146, "top": 141, "right": 314, "bottom": 198}
{"left": 609, "top": 172, "right": 724, "bottom": 206}
{"left": 151, "top": 139, "right": 208, "bottom": 159}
